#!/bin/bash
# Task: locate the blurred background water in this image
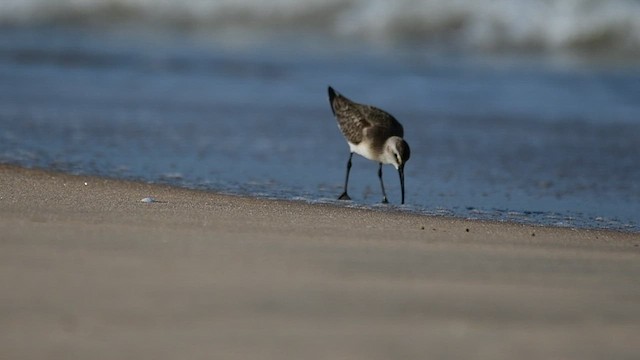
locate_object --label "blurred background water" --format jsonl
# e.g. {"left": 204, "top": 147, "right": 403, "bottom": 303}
{"left": 1, "top": 0, "right": 639, "bottom": 231}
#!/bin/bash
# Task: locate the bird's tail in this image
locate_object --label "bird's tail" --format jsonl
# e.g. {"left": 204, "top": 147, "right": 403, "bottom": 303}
{"left": 327, "top": 86, "right": 338, "bottom": 115}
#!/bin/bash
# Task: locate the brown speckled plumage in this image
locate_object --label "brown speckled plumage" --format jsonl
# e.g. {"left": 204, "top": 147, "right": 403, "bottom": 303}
{"left": 328, "top": 87, "right": 404, "bottom": 155}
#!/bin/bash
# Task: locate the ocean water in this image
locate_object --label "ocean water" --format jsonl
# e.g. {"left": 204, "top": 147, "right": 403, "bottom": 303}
{"left": 1, "top": 0, "right": 640, "bottom": 232}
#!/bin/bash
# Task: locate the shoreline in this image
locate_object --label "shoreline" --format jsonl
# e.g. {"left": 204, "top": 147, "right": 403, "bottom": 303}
{"left": 2, "top": 163, "right": 639, "bottom": 359}
{"left": 2, "top": 164, "right": 637, "bottom": 237}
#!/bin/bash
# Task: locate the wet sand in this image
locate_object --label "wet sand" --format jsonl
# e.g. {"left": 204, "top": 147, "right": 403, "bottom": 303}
{"left": 1, "top": 164, "right": 639, "bottom": 359}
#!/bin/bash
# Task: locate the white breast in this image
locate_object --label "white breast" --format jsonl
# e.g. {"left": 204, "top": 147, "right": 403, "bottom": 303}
{"left": 348, "top": 141, "right": 381, "bottom": 162}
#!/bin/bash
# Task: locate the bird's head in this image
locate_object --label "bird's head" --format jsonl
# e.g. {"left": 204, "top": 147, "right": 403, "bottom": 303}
{"left": 384, "top": 136, "right": 410, "bottom": 204}
{"left": 385, "top": 136, "right": 411, "bottom": 170}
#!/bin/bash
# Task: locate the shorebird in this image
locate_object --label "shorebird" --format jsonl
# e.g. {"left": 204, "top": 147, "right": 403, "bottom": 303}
{"left": 328, "top": 86, "right": 411, "bottom": 204}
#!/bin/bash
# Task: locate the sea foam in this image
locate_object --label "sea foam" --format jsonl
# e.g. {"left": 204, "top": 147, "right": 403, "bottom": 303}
{"left": 2, "top": 0, "right": 640, "bottom": 54}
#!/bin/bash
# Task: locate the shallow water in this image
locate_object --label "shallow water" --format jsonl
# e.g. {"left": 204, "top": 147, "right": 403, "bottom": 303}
{"left": 0, "top": 25, "right": 639, "bottom": 232}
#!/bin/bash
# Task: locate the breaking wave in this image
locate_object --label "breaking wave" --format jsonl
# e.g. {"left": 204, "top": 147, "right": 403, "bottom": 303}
{"left": 2, "top": 0, "right": 640, "bottom": 54}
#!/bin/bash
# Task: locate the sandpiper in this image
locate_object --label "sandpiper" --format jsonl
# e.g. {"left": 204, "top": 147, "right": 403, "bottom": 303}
{"left": 328, "top": 86, "right": 411, "bottom": 204}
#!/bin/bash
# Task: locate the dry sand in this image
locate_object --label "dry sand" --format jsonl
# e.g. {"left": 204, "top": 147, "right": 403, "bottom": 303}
{"left": 1, "top": 164, "right": 639, "bottom": 359}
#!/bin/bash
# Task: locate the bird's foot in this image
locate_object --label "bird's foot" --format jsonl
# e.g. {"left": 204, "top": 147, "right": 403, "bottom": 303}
{"left": 338, "top": 192, "right": 351, "bottom": 201}
{"left": 381, "top": 197, "right": 389, "bottom": 204}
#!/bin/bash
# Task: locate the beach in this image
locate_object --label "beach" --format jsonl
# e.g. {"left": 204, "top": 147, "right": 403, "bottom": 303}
{"left": 1, "top": 164, "right": 638, "bottom": 359}
{"left": 2, "top": 1, "right": 640, "bottom": 358}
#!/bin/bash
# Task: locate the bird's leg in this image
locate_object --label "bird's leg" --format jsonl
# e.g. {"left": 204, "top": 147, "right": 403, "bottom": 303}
{"left": 378, "top": 163, "right": 388, "bottom": 204}
{"left": 338, "top": 153, "right": 353, "bottom": 200}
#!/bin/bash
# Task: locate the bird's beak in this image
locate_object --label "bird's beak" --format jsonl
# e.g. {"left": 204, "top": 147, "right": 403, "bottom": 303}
{"left": 398, "top": 165, "right": 405, "bottom": 205}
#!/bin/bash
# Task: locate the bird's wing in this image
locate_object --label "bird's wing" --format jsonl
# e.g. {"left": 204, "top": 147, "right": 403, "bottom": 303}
{"left": 328, "top": 86, "right": 404, "bottom": 144}
{"left": 361, "top": 105, "right": 404, "bottom": 138}
{"left": 329, "top": 88, "right": 371, "bottom": 144}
